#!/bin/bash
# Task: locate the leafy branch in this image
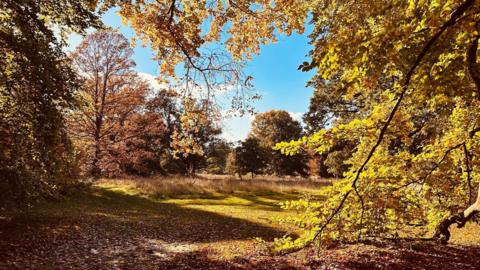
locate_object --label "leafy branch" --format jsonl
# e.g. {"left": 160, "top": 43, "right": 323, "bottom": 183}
{"left": 276, "top": 0, "right": 477, "bottom": 255}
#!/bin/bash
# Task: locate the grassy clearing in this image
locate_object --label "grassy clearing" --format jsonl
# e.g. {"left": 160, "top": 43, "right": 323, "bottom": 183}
{"left": 3, "top": 177, "right": 480, "bottom": 269}
{"left": 1, "top": 178, "right": 322, "bottom": 268}
{"left": 95, "top": 178, "right": 318, "bottom": 259}
{"left": 93, "top": 177, "right": 480, "bottom": 256}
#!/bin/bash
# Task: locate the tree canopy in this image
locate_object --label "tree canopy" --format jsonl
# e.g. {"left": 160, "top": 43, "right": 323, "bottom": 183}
{"left": 70, "top": 30, "right": 152, "bottom": 176}
{"left": 232, "top": 137, "right": 268, "bottom": 177}
{"left": 0, "top": 0, "right": 100, "bottom": 202}
{"left": 275, "top": 0, "right": 480, "bottom": 252}
{"left": 250, "top": 110, "right": 308, "bottom": 176}
{"left": 171, "top": 97, "right": 222, "bottom": 175}
{"left": 101, "top": 0, "right": 307, "bottom": 114}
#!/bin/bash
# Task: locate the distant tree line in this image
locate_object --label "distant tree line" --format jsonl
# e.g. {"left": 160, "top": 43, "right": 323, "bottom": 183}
{"left": 224, "top": 108, "right": 354, "bottom": 179}
{"left": 68, "top": 30, "right": 349, "bottom": 180}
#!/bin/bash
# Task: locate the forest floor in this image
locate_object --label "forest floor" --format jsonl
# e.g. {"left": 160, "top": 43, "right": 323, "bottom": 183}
{"left": 1, "top": 180, "right": 480, "bottom": 269}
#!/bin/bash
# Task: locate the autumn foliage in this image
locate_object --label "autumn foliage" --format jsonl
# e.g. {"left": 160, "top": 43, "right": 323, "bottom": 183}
{"left": 70, "top": 30, "right": 154, "bottom": 176}
{"left": 275, "top": 0, "right": 480, "bottom": 252}
{"left": 0, "top": 0, "right": 100, "bottom": 203}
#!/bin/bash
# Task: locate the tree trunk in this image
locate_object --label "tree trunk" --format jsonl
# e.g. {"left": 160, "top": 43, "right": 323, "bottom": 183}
{"left": 91, "top": 135, "right": 101, "bottom": 177}
{"left": 187, "top": 162, "right": 196, "bottom": 177}
{"left": 433, "top": 182, "right": 480, "bottom": 243}
{"left": 91, "top": 102, "right": 103, "bottom": 177}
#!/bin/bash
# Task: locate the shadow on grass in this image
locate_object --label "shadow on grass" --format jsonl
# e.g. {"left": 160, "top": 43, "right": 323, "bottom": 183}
{"left": 1, "top": 187, "right": 289, "bottom": 243}
{"left": 311, "top": 239, "right": 480, "bottom": 270}
{"left": 130, "top": 250, "right": 305, "bottom": 270}
{"left": 0, "top": 187, "right": 296, "bottom": 269}
{"left": 150, "top": 242, "right": 480, "bottom": 270}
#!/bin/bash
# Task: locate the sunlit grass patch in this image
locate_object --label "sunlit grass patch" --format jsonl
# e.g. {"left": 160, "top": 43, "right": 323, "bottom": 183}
{"left": 96, "top": 182, "right": 146, "bottom": 196}
{"left": 96, "top": 175, "right": 328, "bottom": 199}
{"left": 92, "top": 179, "right": 311, "bottom": 258}
{"left": 450, "top": 222, "right": 480, "bottom": 246}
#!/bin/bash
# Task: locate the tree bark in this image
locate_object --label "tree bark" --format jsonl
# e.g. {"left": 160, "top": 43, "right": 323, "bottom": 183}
{"left": 467, "top": 23, "right": 480, "bottom": 98}
{"left": 91, "top": 140, "right": 101, "bottom": 177}
{"left": 186, "top": 161, "right": 196, "bottom": 177}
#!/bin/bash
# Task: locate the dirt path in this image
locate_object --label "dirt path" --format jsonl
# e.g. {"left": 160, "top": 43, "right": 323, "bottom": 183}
{"left": 1, "top": 188, "right": 480, "bottom": 269}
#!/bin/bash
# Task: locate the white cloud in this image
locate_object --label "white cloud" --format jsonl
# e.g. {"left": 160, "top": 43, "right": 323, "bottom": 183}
{"left": 246, "top": 111, "right": 303, "bottom": 123}
{"left": 288, "top": 111, "right": 304, "bottom": 123}
{"left": 221, "top": 115, "right": 252, "bottom": 142}
{"left": 138, "top": 72, "right": 170, "bottom": 92}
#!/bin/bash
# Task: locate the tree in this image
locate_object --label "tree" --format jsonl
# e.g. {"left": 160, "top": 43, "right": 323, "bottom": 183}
{"left": 146, "top": 89, "right": 182, "bottom": 143}
{"left": 99, "top": 0, "right": 309, "bottom": 114}
{"left": 304, "top": 87, "right": 359, "bottom": 178}
{"left": 234, "top": 137, "right": 268, "bottom": 178}
{"left": 250, "top": 110, "right": 308, "bottom": 176}
{"left": 144, "top": 89, "right": 182, "bottom": 174}
{"left": 204, "top": 139, "right": 233, "bottom": 174}
{"left": 110, "top": 111, "right": 167, "bottom": 176}
{"left": 275, "top": 0, "right": 480, "bottom": 253}
{"left": 171, "top": 98, "right": 222, "bottom": 176}
{"left": 0, "top": 0, "right": 100, "bottom": 203}
{"left": 303, "top": 85, "right": 360, "bottom": 135}
{"left": 70, "top": 30, "right": 151, "bottom": 177}
{"left": 225, "top": 151, "right": 240, "bottom": 177}
{"left": 322, "top": 140, "right": 356, "bottom": 178}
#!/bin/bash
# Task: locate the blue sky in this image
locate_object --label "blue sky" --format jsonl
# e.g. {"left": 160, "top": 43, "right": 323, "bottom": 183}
{"left": 68, "top": 9, "right": 315, "bottom": 142}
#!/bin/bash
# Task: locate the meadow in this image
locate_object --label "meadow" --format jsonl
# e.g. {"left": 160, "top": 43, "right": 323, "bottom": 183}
{"left": 1, "top": 177, "right": 480, "bottom": 269}
{"left": 0, "top": 176, "right": 321, "bottom": 269}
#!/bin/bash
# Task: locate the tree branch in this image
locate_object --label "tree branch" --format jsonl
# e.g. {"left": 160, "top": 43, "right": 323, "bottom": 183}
{"left": 463, "top": 143, "right": 473, "bottom": 205}
{"left": 309, "top": 0, "right": 475, "bottom": 250}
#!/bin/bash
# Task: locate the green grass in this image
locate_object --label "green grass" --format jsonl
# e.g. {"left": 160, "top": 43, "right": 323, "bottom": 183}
{"left": 95, "top": 182, "right": 305, "bottom": 258}
{"left": 4, "top": 181, "right": 480, "bottom": 269}
{"left": 96, "top": 176, "right": 328, "bottom": 198}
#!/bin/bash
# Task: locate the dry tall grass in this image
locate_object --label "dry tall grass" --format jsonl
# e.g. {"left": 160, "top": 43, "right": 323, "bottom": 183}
{"left": 97, "top": 175, "right": 331, "bottom": 197}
